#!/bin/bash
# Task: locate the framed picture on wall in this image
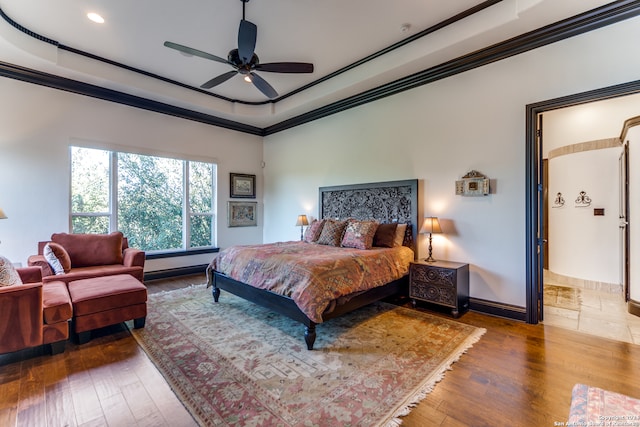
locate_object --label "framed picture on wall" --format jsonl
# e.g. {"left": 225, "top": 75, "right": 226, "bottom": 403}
{"left": 230, "top": 173, "right": 256, "bottom": 198}
{"left": 228, "top": 201, "right": 257, "bottom": 227}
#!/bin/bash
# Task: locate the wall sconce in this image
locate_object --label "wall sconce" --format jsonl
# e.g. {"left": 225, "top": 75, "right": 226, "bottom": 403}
{"left": 420, "top": 217, "right": 442, "bottom": 263}
{"left": 295, "top": 214, "right": 309, "bottom": 241}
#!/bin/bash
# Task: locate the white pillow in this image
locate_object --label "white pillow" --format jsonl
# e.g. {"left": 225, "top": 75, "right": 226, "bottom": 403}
{"left": 44, "top": 243, "right": 65, "bottom": 275}
{"left": 0, "top": 255, "right": 23, "bottom": 287}
{"left": 393, "top": 223, "right": 407, "bottom": 247}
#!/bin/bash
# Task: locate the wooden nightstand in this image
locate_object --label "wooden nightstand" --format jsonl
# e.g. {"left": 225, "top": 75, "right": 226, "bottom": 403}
{"left": 409, "top": 260, "right": 470, "bottom": 318}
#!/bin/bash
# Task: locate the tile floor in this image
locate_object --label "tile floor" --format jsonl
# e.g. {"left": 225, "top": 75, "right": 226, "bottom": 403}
{"left": 543, "top": 284, "right": 640, "bottom": 345}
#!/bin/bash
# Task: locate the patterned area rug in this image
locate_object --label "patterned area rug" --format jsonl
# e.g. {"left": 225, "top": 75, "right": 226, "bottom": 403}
{"left": 132, "top": 284, "right": 485, "bottom": 426}
{"left": 544, "top": 284, "right": 582, "bottom": 311}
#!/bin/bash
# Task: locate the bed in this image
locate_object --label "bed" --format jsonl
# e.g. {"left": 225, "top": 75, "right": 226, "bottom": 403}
{"left": 206, "top": 179, "right": 419, "bottom": 350}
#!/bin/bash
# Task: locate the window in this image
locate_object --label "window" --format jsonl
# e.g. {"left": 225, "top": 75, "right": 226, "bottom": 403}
{"left": 71, "top": 146, "right": 217, "bottom": 252}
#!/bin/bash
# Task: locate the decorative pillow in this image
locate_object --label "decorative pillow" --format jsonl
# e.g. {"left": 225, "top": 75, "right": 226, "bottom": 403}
{"left": 341, "top": 219, "right": 379, "bottom": 250}
{"left": 0, "top": 255, "right": 22, "bottom": 287}
{"left": 303, "top": 219, "right": 325, "bottom": 243}
{"left": 44, "top": 242, "right": 71, "bottom": 275}
{"left": 393, "top": 223, "right": 408, "bottom": 247}
{"left": 316, "top": 219, "right": 348, "bottom": 246}
{"left": 373, "top": 223, "right": 398, "bottom": 248}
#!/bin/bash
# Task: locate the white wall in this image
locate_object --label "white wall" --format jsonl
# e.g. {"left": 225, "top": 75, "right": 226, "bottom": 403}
{"left": 263, "top": 15, "right": 640, "bottom": 307}
{"left": 547, "top": 148, "right": 621, "bottom": 284}
{"left": 0, "top": 78, "right": 264, "bottom": 271}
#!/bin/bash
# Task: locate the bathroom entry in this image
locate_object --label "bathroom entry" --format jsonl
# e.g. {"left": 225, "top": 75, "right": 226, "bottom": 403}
{"left": 538, "top": 97, "right": 640, "bottom": 342}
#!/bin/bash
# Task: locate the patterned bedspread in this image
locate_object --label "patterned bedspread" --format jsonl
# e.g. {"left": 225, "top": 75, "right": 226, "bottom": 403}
{"left": 208, "top": 241, "right": 414, "bottom": 323}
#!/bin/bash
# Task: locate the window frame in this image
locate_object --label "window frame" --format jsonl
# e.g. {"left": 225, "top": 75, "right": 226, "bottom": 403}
{"left": 69, "top": 144, "right": 218, "bottom": 253}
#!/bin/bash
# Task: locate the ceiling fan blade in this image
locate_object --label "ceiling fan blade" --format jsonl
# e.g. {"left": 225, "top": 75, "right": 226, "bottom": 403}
{"left": 201, "top": 71, "right": 238, "bottom": 89}
{"left": 164, "top": 41, "right": 229, "bottom": 65}
{"left": 237, "top": 20, "right": 257, "bottom": 64}
{"left": 249, "top": 73, "right": 278, "bottom": 99}
{"left": 255, "top": 62, "right": 314, "bottom": 73}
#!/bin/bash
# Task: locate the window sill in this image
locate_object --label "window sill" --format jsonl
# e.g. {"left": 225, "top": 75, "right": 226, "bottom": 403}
{"left": 145, "top": 247, "right": 219, "bottom": 260}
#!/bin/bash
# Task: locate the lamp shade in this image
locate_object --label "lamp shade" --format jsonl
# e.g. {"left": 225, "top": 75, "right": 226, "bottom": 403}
{"left": 295, "top": 214, "right": 309, "bottom": 227}
{"left": 0, "top": 208, "right": 6, "bottom": 219}
{"left": 420, "top": 217, "right": 442, "bottom": 234}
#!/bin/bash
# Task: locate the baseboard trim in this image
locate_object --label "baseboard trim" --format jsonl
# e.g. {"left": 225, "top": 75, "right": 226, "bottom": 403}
{"left": 144, "top": 265, "right": 208, "bottom": 282}
{"left": 469, "top": 297, "right": 527, "bottom": 322}
{"left": 629, "top": 298, "right": 640, "bottom": 317}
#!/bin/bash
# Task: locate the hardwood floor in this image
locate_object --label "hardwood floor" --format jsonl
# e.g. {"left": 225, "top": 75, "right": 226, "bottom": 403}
{"left": 1, "top": 273, "right": 639, "bottom": 426}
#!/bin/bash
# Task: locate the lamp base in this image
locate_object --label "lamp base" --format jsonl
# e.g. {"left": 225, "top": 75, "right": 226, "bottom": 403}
{"left": 426, "top": 233, "right": 436, "bottom": 262}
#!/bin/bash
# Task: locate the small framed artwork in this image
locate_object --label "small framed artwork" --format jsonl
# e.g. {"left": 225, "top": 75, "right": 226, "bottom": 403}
{"left": 455, "top": 170, "right": 490, "bottom": 196}
{"left": 228, "top": 201, "right": 257, "bottom": 227}
{"left": 230, "top": 173, "right": 256, "bottom": 198}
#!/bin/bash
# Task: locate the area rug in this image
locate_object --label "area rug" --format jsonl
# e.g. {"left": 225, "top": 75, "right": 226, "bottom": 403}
{"left": 544, "top": 284, "right": 582, "bottom": 311}
{"left": 131, "top": 284, "right": 485, "bottom": 426}
{"left": 568, "top": 383, "right": 640, "bottom": 423}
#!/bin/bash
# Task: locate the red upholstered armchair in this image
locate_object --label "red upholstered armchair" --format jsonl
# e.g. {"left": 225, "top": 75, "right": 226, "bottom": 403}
{"left": 0, "top": 267, "right": 72, "bottom": 355}
{"left": 28, "top": 232, "right": 145, "bottom": 284}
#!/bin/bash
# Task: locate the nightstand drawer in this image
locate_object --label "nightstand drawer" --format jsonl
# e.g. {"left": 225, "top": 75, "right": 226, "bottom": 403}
{"left": 411, "top": 266, "right": 456, "bottom": 289}
{"left": 409, "top": 260, "right": 469, "bottom": 318}
{"left": 410, "top": 279, "right": 457, "bottom": 307}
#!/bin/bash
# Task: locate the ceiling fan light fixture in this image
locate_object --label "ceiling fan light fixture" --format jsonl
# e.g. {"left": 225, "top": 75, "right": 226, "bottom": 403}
{"left": 87, "top": 12, "right": 105, "bottom": 24}
{"left": 244, "top": 75, "right": 252, "bottom": 83}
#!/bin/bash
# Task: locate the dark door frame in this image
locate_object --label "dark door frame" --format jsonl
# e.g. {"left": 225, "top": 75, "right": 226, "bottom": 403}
{"left": 525, "top": 79, "right": 640, "bottom": 324}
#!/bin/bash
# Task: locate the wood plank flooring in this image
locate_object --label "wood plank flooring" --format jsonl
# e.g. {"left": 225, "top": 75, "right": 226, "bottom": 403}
{"left": 1, "top": 273, "right": 639, "bottom": 426}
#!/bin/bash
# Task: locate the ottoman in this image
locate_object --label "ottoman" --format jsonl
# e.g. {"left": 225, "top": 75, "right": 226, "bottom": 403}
{"left": 68, "top": 274, "right": 147, "bottom": 344}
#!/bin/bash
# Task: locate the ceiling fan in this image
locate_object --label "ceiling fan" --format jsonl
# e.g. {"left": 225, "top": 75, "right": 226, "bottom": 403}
{"left": 164, "top": 0, "right": 314, "bottom": 99}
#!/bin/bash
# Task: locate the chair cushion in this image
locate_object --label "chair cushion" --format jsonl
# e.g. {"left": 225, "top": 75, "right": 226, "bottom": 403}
{"left": 41, "top": 265, "right": 144, "bottom": 285}
{"left": 51, "top": 232, "right": 124, "bottom": 268}
{"left": 68, "top": 274, "right": 147, "bottom": 316}
{"left": 42, "top": 281, "right": 72, "bottom": 324}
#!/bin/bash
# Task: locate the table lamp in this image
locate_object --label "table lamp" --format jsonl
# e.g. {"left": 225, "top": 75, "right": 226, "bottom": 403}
{"left": 420, "top": 216, "right": 442, "bottom": 262}
{"left": 295, "top": 214, "right": 309, "bottom": 241}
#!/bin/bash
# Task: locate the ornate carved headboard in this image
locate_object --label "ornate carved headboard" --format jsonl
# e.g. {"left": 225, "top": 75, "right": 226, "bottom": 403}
{"left": 318, "top": 179, "right": 419, "bottom": 254}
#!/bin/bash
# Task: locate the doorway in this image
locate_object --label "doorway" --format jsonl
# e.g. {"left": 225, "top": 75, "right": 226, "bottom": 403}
{"left": 541, "top": 104, "right": 633, "bottom": 341}
{"left": 526, "top": 80, "right": 640, "bottom": 345}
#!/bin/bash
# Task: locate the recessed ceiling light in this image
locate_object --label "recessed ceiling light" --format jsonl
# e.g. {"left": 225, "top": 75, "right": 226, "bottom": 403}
{"left": 87, "top": 12, "right": 105, "bottom": 24}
